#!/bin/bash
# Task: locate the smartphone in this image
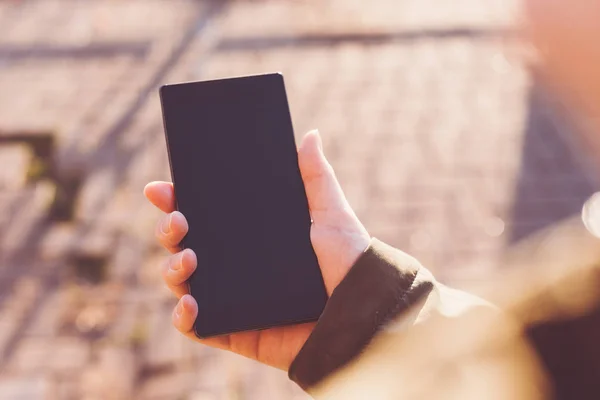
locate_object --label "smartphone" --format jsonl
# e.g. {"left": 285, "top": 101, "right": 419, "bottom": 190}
{"left": 159, "top": 73, "right": 327, "bottom": 338}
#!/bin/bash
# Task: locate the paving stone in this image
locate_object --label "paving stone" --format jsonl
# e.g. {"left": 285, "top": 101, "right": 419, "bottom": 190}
{"left": 8, "top": 337, "right": 90, "bottom": 374}
{"left": 0, "top": 375, "right": 51, "bottom": 400}
{"left": 0, "top": 145, "right": 31, "bottom": 190}
{"left": 50, "top": 337, "right": 91, "bottom": 372}
{"left": 143, "top": 301, "right": 192, "bottom": 369}
{"left": 39, "top": 225, "right": 78, "bottom": 261}
{"left": 8, "top": 339, "right": 52, "bottom": 373}
{"left": 53, "top": 377, "right": 80, "bottom": 400}
{"left": 0, "top": 277, "right": 41, "bottom": 359}
{"left": 80, "top": 344, "right": 138, "bottom": 400}
{"left": 23, "top": 289, "right": 64, "bottom": 337}
{"left": 137, "top": 368, "right": 197, "bottom": 400}
{"left": 0, "top": 183, "right": 55, "bottom": 260}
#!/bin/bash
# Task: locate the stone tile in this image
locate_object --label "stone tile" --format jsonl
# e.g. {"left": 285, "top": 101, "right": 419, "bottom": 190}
{"left": 143, "top": 302, "right": 192, "bottom": 369}
{"left": 0, "top": 182, "right": 55, "bottom": 258}
{"left": 0, "top": 375, "right": 51, "bottom": 400}
{"left": 53, "top": 377, "right": 80, "bottom": 400}
{"left": 80, "top": 344, "right": 138, "bottom": 400}
{"left": 0, "top": 278, "right": 41, "bottom": 357}
{"left": 39, "top": 225, "right": 78, "bottom": 261}
{"left": 22, "top": 290, "right": 64, "bottom": 337}
{"left": 49, "top": 337, "right": 91, "bottom": 372}
{"left": 0, "top": 145, "right": 31, "bottom": 190}
{"left": 137, "top": 369, "right": 197, "bottom": 400}
{"left": 8, "top": 337, "right": 90, "bottom": 374}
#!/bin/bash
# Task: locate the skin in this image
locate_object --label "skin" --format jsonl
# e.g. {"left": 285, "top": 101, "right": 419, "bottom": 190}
{"left": 144, "top": 130, "right": 371, "bottom": 371}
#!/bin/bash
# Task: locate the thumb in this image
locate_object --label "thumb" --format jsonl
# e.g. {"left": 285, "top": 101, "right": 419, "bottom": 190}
{"left": 298, "top": 130, "right": 350, "bottom": 217}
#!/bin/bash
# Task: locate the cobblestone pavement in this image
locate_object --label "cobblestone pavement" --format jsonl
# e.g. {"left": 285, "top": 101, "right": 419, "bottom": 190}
{"left": 0, "top": 0, "right": 598, "bottom": 399}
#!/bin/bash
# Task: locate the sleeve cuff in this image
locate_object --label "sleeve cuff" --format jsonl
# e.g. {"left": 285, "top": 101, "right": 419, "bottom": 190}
{"left": 288, "top": 238, "right": 435, "bottom": 390}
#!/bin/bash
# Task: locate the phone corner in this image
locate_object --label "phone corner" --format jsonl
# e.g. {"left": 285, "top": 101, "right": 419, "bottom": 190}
{"left": 192, "top": 323, "right": 208, "bottom": 340}
{"left": 158, "top": 83, "right": 171, "bottom": 98}
{"left": 271, "top": 71, "right": 285, "bottom": 81}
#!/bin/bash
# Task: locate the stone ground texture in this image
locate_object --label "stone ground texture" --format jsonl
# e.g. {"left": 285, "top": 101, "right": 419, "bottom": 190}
{"left": 0, "top": 0, "right": 598, "bottom": 399}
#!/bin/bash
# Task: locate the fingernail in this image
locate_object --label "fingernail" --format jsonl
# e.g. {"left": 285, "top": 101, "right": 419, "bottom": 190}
{"left": 160, "top": 213, "right": 172, "bottom": 237}
{"left": 175, "top": 300, "right": 183, "bottom": 319}
{"left": 181, "top": 296, "right": 190, "bottom": 312}
{"left": 312, "top": 129, "right": 323, "bottom": 152}
{"left": 161, "top": 184, "right": 172, "bottom": 200}
{"left": 171, "top": 251, "right": 185, "bottom": 271}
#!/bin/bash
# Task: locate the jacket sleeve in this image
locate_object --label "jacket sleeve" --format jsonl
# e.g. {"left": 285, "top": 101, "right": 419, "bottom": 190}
{"left": 288, "top": 238, "right": 491, "bottom": 391}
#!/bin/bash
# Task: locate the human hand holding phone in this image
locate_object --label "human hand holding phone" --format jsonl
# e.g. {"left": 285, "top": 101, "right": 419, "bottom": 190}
{"left": 144, "top": 130, "right": 370, "bottom": 371}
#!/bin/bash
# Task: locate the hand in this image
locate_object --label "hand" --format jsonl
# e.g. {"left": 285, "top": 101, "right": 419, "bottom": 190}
{"left": 143, "top": 130, "right": 370, "bottom": 370}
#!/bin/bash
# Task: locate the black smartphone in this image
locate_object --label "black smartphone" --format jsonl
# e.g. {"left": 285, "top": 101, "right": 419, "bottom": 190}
{"left": 159, "top": 73, "right": 327, "bottom": 338}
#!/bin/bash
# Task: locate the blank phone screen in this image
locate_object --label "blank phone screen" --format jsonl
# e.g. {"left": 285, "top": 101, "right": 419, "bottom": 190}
{"left": 159, "top": 74, "right": 327, "bottom": 337}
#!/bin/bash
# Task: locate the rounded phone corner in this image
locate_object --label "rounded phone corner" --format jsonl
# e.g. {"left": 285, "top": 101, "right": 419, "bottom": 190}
{"left": 268, "top": 72, "right": 284, "bottom": 82}
{"left": 193, "top": 323, "right": 208, "bottom": 340}
{"left": 158, "top": 84, "right": 170, "bottom": 96}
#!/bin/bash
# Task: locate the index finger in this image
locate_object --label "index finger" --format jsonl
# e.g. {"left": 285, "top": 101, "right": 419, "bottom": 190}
{"left": 144, "top": 181, "right": 176, "bottom": 213}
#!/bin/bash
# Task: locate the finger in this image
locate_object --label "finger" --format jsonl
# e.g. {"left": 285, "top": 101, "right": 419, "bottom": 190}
{"left": 298, "top": 130, "right": 350, "bottom": 216}
{"left": 155, "top": 211, "right": 188, "bottom": 253}
{"left": 163, "top": 249, "right": 197, "bottom": 298}
{"left": 144, "top": 181, "right": 176, "bottom": 213}
{"left": 173, "top": 295, "right": 230, "bottom": 352}
{"left": 173, "top": 294, "right": 198, "bottom": 334}
{"left": 172, "top": 295, "right": 231, "bottom": 351}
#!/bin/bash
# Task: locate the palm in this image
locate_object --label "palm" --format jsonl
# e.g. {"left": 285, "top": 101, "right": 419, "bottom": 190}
{"left": 199, "top": 318, "right": 315, "bottom": 370}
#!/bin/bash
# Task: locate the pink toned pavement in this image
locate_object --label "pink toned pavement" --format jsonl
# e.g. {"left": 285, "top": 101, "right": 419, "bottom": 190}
{"left": 0, "top": 0, "right": 596, "bottom": 398}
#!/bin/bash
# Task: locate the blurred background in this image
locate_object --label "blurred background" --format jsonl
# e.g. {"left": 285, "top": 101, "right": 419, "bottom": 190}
{"left": 0, "top": 0, "right": 598, "bottom": 399}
